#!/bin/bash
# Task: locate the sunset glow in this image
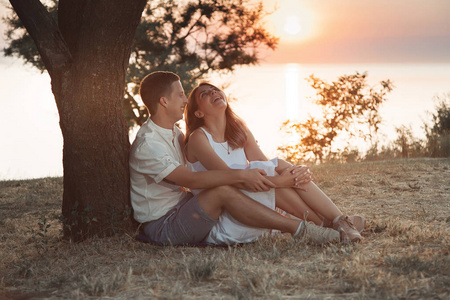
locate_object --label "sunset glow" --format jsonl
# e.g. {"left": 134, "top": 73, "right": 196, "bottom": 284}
{"left": 1, "top": 1, "right": 450, "bottom": 179}
{"left": 263, "top": 0, "right": 450, "bottom": 64}
{"left": 266, "top": 0, "right": 316, "bottom": 43}
{"left": 284, "top": 64, "right": 300, "bottom": 119}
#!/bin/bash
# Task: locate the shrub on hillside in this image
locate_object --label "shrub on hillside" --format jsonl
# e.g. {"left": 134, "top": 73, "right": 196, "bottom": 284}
{"left": 424, "top": 94, "right": 450, "bottom": 157}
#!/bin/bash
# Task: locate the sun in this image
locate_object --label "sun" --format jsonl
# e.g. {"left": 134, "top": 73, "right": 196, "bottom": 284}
{"left": 266, "top": 0, "right": 316, "bottom": 42}
{"left": 284, "top": 16, "right": 302, "bottom": 36}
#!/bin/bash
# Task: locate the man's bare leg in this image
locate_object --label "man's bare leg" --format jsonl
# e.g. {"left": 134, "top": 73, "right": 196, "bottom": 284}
{"left": 197, "top": 185, "right": 341, "bottom": 244}
{"left": 197, "top": 185, "right": 300, "bottom": 234}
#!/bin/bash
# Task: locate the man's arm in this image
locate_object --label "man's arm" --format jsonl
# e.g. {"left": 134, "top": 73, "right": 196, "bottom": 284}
{"left": 164, "top": 165, "right": 275, "bottom": 192}
{"left": 243, "top": 128, "right": 313, "bottom": 186}
{"left": 187, "top": 128, "right": 304, "bottom": 189}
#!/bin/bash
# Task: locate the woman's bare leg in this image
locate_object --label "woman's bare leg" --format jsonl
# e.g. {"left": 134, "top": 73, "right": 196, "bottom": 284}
{"left": 295, "top": 181, "right": 343, "bottom": 221}
{"left": 275, "top": 188, "right": 323, "bottom": 225}
{"left": 275, "top": 182, "right": 343, "bottom": 225}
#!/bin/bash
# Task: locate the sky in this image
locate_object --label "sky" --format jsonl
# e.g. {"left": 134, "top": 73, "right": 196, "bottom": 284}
{"left": 261, "top": 0, "right": 450, "bottom": 64}
{"left": 0, "top": 0, "right": 450, "bottom": 179}
{"left": 1, "top": 0, "right": 449, "bottom": 63}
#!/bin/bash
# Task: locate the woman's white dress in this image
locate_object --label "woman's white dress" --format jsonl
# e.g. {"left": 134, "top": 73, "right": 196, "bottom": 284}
{"left": 186, "top": 128, "right": 278, "bottom": 245}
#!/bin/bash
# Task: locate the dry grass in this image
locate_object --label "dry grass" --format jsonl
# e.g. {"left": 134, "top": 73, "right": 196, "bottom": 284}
{"left": 1, "top": 158, "right": 449, "bottom": 299}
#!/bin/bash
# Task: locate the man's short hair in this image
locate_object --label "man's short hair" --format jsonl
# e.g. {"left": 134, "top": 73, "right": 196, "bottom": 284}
{"left": 139, "top": 71, "right": 180, "bottom": 115}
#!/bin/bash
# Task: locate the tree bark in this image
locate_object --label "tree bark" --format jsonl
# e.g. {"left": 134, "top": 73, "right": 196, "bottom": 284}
{"left": 9, "top": 0, "right": 72, "bottom": 74}
{"left": 10, "top": 0, "right": 147, "bottom": 241}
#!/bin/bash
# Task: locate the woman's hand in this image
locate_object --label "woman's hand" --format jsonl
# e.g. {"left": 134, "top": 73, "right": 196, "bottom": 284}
{"left": 290, "top": 165, "right": 313, "bottom": 185}
{"left": 290, "top": 165, "right": 313, "bottom": 191}
{"left": 268, "top": 165, "right": 313, "bottom": 190}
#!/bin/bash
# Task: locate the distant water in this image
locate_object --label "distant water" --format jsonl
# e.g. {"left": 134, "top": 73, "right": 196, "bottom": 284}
{"left": 1, "top": 61, "right": 449, "bottom": 180}
{"left": 210, "top": 63, "right": 450, "bottom": 157}
{"left": 0, "top": 58, "right": 61, "bottom": 180}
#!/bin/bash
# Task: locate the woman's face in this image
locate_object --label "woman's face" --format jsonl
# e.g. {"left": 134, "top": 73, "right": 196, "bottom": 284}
{"left": 194, "top": 84, "right": 228, "bottom": 117}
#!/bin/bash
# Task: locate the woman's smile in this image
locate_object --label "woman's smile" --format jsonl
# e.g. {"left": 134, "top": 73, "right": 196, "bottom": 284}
{"left": 212, "top": 95, "right": 224, "bottom": 103}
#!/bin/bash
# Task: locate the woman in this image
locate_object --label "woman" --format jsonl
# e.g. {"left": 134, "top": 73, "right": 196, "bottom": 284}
{"left": 184, "top": 82, "right": 364, "bottom": 245}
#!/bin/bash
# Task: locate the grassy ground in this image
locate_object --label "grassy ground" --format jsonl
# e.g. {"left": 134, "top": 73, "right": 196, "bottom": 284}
{"left": 1, "top": 158, "right": 449, "bottom": 299}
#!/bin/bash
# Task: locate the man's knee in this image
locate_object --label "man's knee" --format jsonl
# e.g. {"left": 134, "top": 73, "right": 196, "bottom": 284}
{"left": 197, "top": 185, "right": 239, "bottom": 220}
{"left": 199, "top": 185, "right": 238, "bottom": 203}
{"left": 210, "top": 185, "right": 238, "bottom": 195}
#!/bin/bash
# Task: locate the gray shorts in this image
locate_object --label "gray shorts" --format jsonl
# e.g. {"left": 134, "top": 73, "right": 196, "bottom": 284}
{"left": 143, "top": 193, "right": 217, "bottom": 245}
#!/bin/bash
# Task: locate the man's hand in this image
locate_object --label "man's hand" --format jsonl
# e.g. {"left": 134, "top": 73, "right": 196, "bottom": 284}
{"left": 240, "top": 169, "right": 276, "bottom": 192}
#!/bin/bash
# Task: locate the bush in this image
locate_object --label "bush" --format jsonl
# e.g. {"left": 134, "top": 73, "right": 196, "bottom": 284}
{"left": 424, "top": 93, "right": 450, "bottom": 157}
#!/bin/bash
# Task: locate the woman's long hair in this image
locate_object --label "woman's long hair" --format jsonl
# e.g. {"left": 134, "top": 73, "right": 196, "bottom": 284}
{"left": 185, "top": 82, "right": 247, "bottom": 149}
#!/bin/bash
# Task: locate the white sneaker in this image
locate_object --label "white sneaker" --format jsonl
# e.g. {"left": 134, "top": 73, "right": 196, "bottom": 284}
{"left": 295, "top": 221, "right": 340, "bottom": 244}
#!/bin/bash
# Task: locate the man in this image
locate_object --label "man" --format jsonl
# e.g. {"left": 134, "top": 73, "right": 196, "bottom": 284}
{"left": 129, "top": 71, "right": 340, "bottom": 245}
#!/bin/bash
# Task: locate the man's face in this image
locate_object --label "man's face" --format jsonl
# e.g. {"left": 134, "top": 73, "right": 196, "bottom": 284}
{"left": 165, "top": 81, "right": 187, "bottom": 122}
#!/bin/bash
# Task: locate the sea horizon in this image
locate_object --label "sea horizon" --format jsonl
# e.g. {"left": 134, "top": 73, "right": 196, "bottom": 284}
{"left": 1, "top": 61, "right": 449, "bottom": 180}
{"left": 209, "top": 62, "right": 450, "bottom": 158}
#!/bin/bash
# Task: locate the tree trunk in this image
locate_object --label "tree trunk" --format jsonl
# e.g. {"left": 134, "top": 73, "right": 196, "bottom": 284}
{"left": 58, "top": 0, "right": 147, "bottom": 241}
{"left": 10, "top": 0, "right": 147, "bottom": 241}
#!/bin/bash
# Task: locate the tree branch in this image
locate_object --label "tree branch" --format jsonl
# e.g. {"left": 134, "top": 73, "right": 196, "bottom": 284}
{"left": 178, "top": 14, "right": 203, "bottom": 41}
{"left": 9, "top": 0, "right": 72, "bottom": 73}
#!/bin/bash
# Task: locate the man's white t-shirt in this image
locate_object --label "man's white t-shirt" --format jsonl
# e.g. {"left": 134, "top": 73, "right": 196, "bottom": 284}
{"left": 129, "top": 118, "right": 186, "bottom": 223}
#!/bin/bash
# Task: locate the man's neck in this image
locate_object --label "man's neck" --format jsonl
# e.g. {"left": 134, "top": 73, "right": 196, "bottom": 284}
{"left": 150, "top": 114, "right": 175, "bottom": 130}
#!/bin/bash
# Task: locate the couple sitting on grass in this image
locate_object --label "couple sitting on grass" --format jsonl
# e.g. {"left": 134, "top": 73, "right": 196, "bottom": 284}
{"left": 130, "top": 71, "right": 365, "bottom": 246}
